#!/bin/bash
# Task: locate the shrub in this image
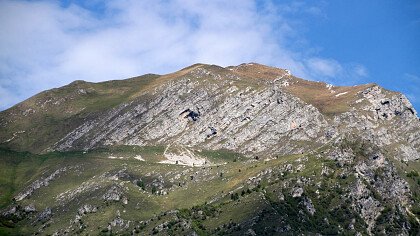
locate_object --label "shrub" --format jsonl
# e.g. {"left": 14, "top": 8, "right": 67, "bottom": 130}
{"left": 137, "top": 180, "right": 145, "bottom": 190}
{"left": 407, "top": 170, "right": 419, "bottom": 178}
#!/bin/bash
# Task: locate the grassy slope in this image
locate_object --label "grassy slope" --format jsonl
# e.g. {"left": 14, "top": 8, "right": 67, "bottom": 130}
{"left": 0, "top": 74, "right": 159, "bottom": 153}
{"left": 1, "top": 144, "right": 418, "bottom": 235}
{"left": 284, "top": 79, "right": 373, "bottom": 115}
{"left": 0, "top": 147, "right": 297, "bottom": 234}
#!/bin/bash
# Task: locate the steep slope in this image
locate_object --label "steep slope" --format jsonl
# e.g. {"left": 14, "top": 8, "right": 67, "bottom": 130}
{"left": 0, "top": 74, "right": 160, "bottom": 152}
{"left": 1, "top": 63, "right": 418, "bottom": 160}
{"left": 0, "top": 63, "right": 419, "bottom": 235}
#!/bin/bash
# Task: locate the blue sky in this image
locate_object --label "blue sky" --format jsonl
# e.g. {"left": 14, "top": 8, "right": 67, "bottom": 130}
{"left": 0, "top": 0, "right": 419, "bottom": 111}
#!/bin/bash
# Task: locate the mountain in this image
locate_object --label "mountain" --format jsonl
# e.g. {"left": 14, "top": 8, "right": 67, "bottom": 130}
{"left": 0, "top": 63, "right": 419, "bottom": 235}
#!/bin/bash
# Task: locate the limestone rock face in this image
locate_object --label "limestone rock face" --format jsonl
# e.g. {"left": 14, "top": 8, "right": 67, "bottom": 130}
{"left": 0, "top": 63, "right": 418, "bottom": 161}
{"left": 331, "top": 86, "right": 420, "bottom": 161}
{"left": 17, "top": 64, "right": 409, "bottom": 162}
{"left": 103, "top": 185, "right": 124, "bottom": 202}
{"left": 48, "top": 70, "right": 320, "bottom": 157}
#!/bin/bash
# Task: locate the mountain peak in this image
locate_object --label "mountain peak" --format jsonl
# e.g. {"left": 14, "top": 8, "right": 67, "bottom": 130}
{"left": 226, "top": 62, "right": 290, "bottom": 80}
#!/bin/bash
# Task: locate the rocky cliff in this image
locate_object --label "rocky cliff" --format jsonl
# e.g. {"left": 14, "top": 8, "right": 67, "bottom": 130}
{"left": 1, "top": 63, "right": 418, "bottom": 160}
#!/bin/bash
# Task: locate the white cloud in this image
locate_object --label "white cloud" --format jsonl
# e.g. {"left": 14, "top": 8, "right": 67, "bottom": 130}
{"left": 306, "top": 58, "right": 343, "bottom": 78}
{"left": 404, "top": 73, "right": 420, "bottom": 81}
{"left": 406, "top": 94, "right": 417, "bottom": 103}
{"left": 305, "top": 58, "right": 368, "bottom": 84}
{"left": 402, "top": 73, "right": 420, "bottom": 105}
{"left": 353, "top": 64, "right": 368, "bottom": 78}
{"left": 0, "top": 0, "right": 368, "bottom": 110}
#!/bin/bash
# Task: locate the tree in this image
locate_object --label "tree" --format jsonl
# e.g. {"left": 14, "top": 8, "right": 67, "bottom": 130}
{"left": 152, "top": 186, "right": 157, "bottom": 194}
{"left": 137, "top": 180, "right": 145, "bottom": 190}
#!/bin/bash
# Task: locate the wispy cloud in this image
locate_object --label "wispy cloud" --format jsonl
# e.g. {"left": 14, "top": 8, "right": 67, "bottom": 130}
{"left": 0, "top": 0, "right": 368, "bottom": 110}
{"left": 404, "top": 73, "right": 420, "bottom": 81}
{"left": 401, "top": 73, "right": 420, "bottom": 104}
{"left": 306, "top": 58, "right": 343, "bottom": 78}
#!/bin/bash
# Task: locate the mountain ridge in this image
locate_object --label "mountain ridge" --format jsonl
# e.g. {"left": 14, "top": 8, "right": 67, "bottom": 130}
{"left": 0, "top": 63, "right": 419, "bottom": 235}
{"left": 1, "top": 62, "right": 417, "bottom": 155}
